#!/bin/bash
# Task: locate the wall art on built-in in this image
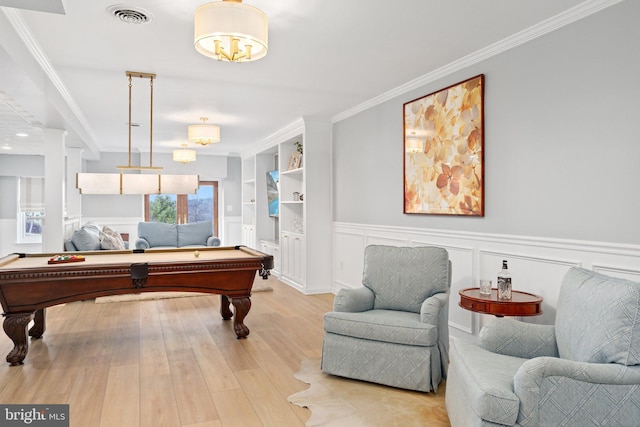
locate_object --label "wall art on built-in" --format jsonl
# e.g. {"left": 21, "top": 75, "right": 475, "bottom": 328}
{"left": 287, "top": 151, "right": 302, "bottom": 170}
{"left": 403, "top": 74, "right": 484, "bottom": 216}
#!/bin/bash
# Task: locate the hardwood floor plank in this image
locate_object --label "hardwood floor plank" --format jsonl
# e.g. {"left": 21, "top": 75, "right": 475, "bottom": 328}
{"left": 67, "top": 356, "right": 111, "bottom": 427}
{"left": 167, "top": 350, "right": 220, "bottom": 425}
{"left": 235, "top": 369, "right": 305, "bottom": 427}
{"left": 211, "top": 388, "right": 263, "bottom": 427}
{"left": 140, "top": 374, "right": 182, "bottom": 427}
{"left": 187, "top": 314, "right": 241, "bottom": 392}
{"left": 100, "top": 363, "right": 140, "bottom": 427}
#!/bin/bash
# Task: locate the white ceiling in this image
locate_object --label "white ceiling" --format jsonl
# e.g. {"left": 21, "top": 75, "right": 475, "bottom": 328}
{"left": 0, "top": 0, "right": 616, "bottom": 159}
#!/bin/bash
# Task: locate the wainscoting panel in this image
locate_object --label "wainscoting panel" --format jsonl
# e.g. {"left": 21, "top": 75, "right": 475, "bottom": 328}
{"left": 592, "top": 264, "right": 640, "bottom": 281}
{"left": 333, "top": 231, "right": 366, "bottom": 290}
{"left": 333, "top": 222, "right": 640, "bottom": 341}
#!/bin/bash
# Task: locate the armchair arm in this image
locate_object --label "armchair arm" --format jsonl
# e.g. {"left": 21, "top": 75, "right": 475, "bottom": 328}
{"left": 333, "top": 287, "right": 375, "bottom": 313}
{"left": 515, "top": 357, "right": 640, "bottom": 426}
{"left": 422, "top": 291, "right": 451, "bottom": 378}
{"left": 206, "top": 236, "right": 221, "bottom": 246}
{"left": 420, "top": 292, "right": 449, "bottom": 325}
{"left": 479, "top": 318, "right": 559, "bottom": 359}
{"left": 135, "top": 238, "right": 150, "bottom": 250}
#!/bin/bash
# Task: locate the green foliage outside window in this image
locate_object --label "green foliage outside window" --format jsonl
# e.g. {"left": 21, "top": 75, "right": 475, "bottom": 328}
{"left": 150, "top": 195, "right": 177, "bottom": 223}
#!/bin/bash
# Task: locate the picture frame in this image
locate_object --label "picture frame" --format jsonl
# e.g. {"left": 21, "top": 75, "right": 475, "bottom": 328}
{"left": 403, "top": 74, "right": 484, "bottom": 216}
{"left": 287, "top": 151, "right": 302, "bottom": 170}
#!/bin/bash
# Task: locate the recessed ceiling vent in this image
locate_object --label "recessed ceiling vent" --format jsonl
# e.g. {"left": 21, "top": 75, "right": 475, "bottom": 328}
{"left": 107, "top": 5, "right": 152, "bottom": 24}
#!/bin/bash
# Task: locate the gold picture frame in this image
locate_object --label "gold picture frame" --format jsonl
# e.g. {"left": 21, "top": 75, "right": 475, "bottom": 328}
{"left": 403, "top": 74, "right": 484, "bottom": 216}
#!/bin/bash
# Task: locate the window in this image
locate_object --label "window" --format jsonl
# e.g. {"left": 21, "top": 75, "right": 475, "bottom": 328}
{"left": 17, "top": 177, "right": 45, "bottom": 243}
{"left": 144, "top": 181, "right": 219, "bottom": 235}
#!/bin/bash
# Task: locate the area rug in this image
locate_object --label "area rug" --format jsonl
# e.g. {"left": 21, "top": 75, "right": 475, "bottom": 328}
{"left": 94, "top": 279, "right": 273, "bottom": 303}
{"left": 288, "top": 358, "right": 450, "bottom": 427}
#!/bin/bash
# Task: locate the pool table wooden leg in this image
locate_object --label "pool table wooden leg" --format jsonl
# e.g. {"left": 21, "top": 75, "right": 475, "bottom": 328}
{"left": 220, "top": 295, "right": 233, "bottom": 320}
{"left": 3, "top": 312, "right": 34, "bottom": 366}
{"left": 28, "top": 308, "right": 46, "bottom": 339}
{"left": 230, "top": 297, "right": 251, "bottom": 339}
{"left": 220, "top": 295, "right": 251, "bottom": 339}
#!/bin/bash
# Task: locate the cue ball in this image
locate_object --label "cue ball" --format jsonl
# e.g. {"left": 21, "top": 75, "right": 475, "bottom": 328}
{"left": 194, "top": 250, "right": 200, "bottom": 258}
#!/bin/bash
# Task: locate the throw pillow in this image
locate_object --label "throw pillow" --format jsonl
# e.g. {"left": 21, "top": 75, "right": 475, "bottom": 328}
{"left": 102, "top": 226, "right": 126, "bottom": 249}
{"left": 70, "top": 228, "right": 101, "bottom": 251}
{"left": 99, "top": 228, "right": 126, "bottom": 250}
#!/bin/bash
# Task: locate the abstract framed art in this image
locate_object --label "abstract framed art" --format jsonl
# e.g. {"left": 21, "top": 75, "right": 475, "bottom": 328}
{"left": 403, "top": 74, "right": 484, "bottom": 216}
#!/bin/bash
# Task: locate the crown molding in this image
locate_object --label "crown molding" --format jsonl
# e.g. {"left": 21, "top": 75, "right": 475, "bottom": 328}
{"left": 331, "top": 0, "right": 624, "bottom": 124}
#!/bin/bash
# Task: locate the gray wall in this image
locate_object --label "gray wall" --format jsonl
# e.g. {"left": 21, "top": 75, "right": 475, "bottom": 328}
{"left": 333, "top": 1, "right": 640, "bottom": 245}
{"left": 224, "top": 156, "right": 242, "bottom": 217}
{"left": 0, "top": 176, "right": 17, "bottom": 218}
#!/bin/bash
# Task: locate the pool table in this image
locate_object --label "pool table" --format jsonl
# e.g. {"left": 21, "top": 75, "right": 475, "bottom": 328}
{"left": 0, "top": 246, "right": 273, "bottom": 365}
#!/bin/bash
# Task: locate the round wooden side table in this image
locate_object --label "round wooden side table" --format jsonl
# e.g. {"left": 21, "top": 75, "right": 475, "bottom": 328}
{"left": 459, "top": 288, "right": 543, "bottom": 317}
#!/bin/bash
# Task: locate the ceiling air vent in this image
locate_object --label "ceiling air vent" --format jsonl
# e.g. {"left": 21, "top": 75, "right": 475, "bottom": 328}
{"left": 107, "top": 5, "right": 152, "bottom": 24}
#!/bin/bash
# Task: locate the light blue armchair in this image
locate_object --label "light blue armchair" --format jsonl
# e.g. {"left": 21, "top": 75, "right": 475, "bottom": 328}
{"left": 321, "top": 245, "right": 451, "bottom": 392}
{"left": 446, "top": 267, "right": 640, "bottom": 426}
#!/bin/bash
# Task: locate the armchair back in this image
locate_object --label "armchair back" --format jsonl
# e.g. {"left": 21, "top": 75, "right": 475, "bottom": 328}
{"left": 555, "top": 267, "right": 640, "bottom": 366}
{"left": 362, "top": 245, "right": 450, "bottom": 312}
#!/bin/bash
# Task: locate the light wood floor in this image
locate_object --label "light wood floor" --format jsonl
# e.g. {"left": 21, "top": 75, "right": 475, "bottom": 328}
{"left": 0, "top": 276, "right": 332, "bottom": 426}
{"left": 0, "top": 277, "right": 448, "bottom": 426}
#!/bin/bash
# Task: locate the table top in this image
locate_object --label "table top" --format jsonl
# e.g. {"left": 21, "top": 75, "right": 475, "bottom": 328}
{"left": 459, "top": 287, "right": 543, "bottom": 317}
{"left": 0, "top": 246, "right": 267, "bottom": 271}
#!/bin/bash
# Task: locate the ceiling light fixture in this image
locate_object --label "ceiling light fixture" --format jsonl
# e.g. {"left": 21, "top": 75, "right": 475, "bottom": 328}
{"left": 188, "top": 117, "right": 220, "bottom": 145}
{"left": 15, "top": 132, "right": 28, "bottom": 137}
{"left": 173, "top": 144, "right": 197, "bottom": 164}
{"left": 194, "top": 0, "right": 268, "bottom": 62}
{"left": 76, "top": 71, "right": 199, "bottom": 195}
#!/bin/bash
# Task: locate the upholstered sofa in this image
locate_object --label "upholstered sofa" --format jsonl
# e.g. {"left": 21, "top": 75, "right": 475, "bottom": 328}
{"left": 65, "top": 223, "right": 128, "bottom": 251}
{"left": 446, "top": 267, "right": 640, "bottom": 426}
{"left": 134, "top": 221, "right": 221, "bottom": 249}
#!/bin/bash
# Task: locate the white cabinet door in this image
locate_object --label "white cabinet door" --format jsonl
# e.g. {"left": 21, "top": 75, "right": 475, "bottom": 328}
{"left": 242, "top": 225, "right": 255, "bottom": 247}
{"left": 281, "top": 231, "right": 305, "bottom": 287}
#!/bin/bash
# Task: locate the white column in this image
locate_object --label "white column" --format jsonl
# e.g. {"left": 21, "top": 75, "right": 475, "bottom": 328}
{"left": 42, "top": 128, "right": 67, "bottom": 253}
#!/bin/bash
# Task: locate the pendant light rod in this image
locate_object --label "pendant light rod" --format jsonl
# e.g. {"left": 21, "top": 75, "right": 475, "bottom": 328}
{"left": 119, "top": 71, "right": 161, "bottom": 170}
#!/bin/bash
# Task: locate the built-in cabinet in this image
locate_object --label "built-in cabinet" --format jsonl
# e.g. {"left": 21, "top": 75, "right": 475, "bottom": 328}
{"left": 241, "top": 118, "right": 332, "bottom": 294}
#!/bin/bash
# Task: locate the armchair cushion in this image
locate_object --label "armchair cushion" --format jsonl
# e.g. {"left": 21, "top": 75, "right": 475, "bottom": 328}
{"left": 480, "top": 317, "right": 559, "bottom": 359}
{"left": 362, "top": 245, "right": 449, "bottom": 312}
{"left": 555, "top": 267, "right": 640, "bottom": 366}
{"left": 324, "top": 310, "right": 438, "bottom": 347}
